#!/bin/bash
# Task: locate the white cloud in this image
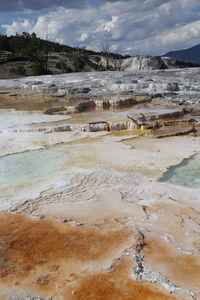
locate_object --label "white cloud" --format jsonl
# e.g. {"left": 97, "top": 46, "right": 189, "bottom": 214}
{"left": 79, "top": 33, "right": 88, "bottom": 41}
{"left": 159, "top": 20, "right": 200, "bottom": 48}
{"left": 1, "top": 0, "right": 200, "bottom": 55}
{"left": 95, "top": 16, "right": 119, "bottom": 33}
{"left": 2, "top": 19, "right": 34, "bottom": 36}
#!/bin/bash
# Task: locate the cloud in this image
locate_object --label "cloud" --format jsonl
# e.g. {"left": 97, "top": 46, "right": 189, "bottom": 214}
{"left": 0, "top": 0, "right": 176, "bottom": 13}
{"left": 79, "top": 33, "right": 89, "bottom": 41}
{"left": 2, "top": 19, "right": 34, "bottom": 35}
{"left": 0, "top": 0, "right": 89, "bottom": 12}
{"left": 95, "top": 16, "right": 119, "bottom": 33}
{"left": 1, "top": 0, "right": 200, "bottom": 55}
{"left": 0, "top": 0, "right": 133, "bottom": 12}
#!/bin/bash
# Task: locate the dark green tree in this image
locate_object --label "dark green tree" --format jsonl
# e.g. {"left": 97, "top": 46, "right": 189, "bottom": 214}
{"left": 22, "top": 32, "right": 39, "bottom": 62}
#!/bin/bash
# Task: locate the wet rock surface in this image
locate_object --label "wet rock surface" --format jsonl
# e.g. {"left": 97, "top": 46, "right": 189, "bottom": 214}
{"left": 1, "top": 132, "right": 200, "bottom": 299}
{"left": 0, "top": 212, "right": 196, "bottom": 300}
{"left": 0, "top": 70, "right": 200, "bottom": 299}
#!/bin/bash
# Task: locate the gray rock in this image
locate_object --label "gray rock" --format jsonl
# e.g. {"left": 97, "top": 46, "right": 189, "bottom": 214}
{"left": 0, "top": 68, "right": 200, "bottom": 104}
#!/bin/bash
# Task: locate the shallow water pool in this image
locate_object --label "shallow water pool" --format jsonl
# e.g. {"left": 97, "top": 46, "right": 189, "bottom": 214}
{"left": 0, "top": 147, "right": 70, "bottom": 186}
{"left": 159, "top": 154, "right": 200, "bottom": 188}
{"left": 0, "top": 110, "right": 70, "bottom": 131}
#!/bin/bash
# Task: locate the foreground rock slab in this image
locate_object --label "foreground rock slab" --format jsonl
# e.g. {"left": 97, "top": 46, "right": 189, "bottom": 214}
{"left": 1, "top": 212, "right": 198, "bottom": 300}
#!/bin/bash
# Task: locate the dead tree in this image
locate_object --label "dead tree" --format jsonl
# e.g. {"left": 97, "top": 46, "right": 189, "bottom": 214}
{"left": 112, "top": 57, "right": 123, "bottom": 71}
{"left": 101, "top": 41, "right": 110, "bottom": 70}
{"left": 44, "top": 31, "right": 49, "bottom": 74}
{"left": 136, "top": 54, "right": 143, "bottom": 70}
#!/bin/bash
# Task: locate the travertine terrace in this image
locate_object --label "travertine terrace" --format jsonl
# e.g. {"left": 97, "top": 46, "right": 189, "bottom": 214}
{"left": 0, "top": 69, "right": 200, "bottom": 300}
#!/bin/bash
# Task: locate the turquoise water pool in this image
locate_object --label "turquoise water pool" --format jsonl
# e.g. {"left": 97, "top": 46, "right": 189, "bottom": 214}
{"left": 159, "top": 154, "right": 200, "bottom": 188}
{"left": 0, "top": 147, "right": 70, "bottom": 186}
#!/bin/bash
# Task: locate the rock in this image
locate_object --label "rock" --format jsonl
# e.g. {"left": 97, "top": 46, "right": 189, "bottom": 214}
{"left": 75, "top": 100, "right": 96, "bottom": 112}
{"left": 88, "top": 122, "right": 109, "bottom": 132}
{"left": 138, "top": 109, "right": 187, "bottom": 122}
{"left": 53, "top": 126, "right": 71, "bottom": 132}
{"left": 44, "top": 107, "right": 67, "bottom": 115}
{"left": 156, "top": 126, "right": 196, "bottom": 138}
{"left": 0, "top": 68, "right": 200, "bottom": 105}
{"left": 121, "top": 56, "right": 177, "bottom": 71}
{"left": 94, "top": 99, "right": 110, "bottom": 108}
{"left": 110, "top": 121, "right": 129, "bottom": 131}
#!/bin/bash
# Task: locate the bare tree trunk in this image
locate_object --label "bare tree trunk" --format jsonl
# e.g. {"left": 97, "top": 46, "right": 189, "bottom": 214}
{"left": 45, "top": 32, "right": 49, "bottom": 74}
{"left": 117, "top": 58, "right": 122, "bottom": 71}
{"left": 136, "top": 54, "right": 143, "bottom": 70}
{"left": 101, "top": 41, "right": 110, "bottom": 70}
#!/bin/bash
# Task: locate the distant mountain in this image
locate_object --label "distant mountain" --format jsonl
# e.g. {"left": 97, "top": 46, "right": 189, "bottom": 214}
{"left": 164, "top": 44, "right": 200, "bottom": 64}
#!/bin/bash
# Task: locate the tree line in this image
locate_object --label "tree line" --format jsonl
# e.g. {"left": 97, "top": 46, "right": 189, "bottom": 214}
{"left": 0, "top": 33, "right": 130, "bottom": 75}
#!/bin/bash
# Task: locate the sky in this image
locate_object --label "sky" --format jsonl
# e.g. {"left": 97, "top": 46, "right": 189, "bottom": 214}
{"left": 0, "top": 0, "right": 200, "bottom": 55}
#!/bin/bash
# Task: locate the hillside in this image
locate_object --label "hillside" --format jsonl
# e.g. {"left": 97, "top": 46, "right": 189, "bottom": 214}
{"left": 164, "top": 44, "right": 200, "bottom": 64}
{"left": 0, "top": 52, "right": 107, "bottom": 79}
{"left": 0, "top": 33, "right": 126, "bottom": 78}
{"left": 1, "top": 33, "right": 200, "bottom": 79}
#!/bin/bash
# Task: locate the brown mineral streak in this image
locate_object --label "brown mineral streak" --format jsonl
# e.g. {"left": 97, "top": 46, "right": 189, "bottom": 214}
{"left": 0, "top": 90, "right": 90, "bottom": 111}
{"left": 0, "top": 213, "right": 132, "bottom": 266}
{"left": 144, "top": 236, "right": 200, "bottom": 287}
{"left": 0, "top": 90, "right": 65, "bottom": 111}
{"left": 0, "top": 213, "right": 182, "bottom": 300}
{"left": 0, "top": 213, "right": 135, "bottom": 298}
{"left": 0, "top": 213, "right": 183, "bottom": 300}
{"left": 67, "top": 260, "right": 180, "bottom": 300}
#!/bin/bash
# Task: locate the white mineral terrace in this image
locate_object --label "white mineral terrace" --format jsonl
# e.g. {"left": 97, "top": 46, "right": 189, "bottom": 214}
{"left": 0, "top": 68, "right": 200, "bottom": 103}
{"left": 0, "top": 70, "right": 200, "bottom": 300}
